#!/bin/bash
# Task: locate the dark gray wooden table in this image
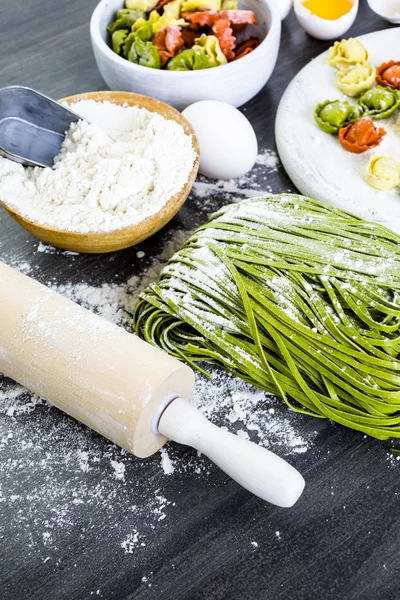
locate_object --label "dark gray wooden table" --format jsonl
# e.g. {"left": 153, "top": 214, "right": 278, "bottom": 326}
{"left": 0, "top": 2, "right": 399, "bottom": 599}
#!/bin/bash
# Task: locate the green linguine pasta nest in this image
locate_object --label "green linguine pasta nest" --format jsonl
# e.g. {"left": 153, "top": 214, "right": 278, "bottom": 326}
{"left": 134, "top": 194, "right": 400, "bottom": 440}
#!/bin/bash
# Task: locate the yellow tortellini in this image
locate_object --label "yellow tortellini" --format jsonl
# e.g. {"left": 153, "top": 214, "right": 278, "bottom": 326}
{"left": 148, "top": 10, "right": 187, "bottom": 33}
{"left": 221, "top": 0, "right": 238, "bottom": 8}
{"left": 131, "top": 17, "right": 147, "bottom": 31}
{"left": 193, "top": 34, "right": 227, "bottom": 67}
{"left": 181, "top": 0, "right": 221, "bottom": 12}
{"left": 366, "top": 155, "right": 400, "bottom": 191}
{"left": 327, "top": 38, "right": 369, "bottom": 70}
{"left": 163, "top": 0, "right": 183, "bottom": 19}
{"left": 335, "top": 63, "right": 375, "bottom": 97}
{"left": 126, "top": 0, "right": 158, "bottom": 10}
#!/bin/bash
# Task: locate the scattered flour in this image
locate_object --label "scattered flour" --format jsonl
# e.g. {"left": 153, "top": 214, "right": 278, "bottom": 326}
{"left": 48, "top": 229, "right": 190, "bottom": 329}
{"left": 121, "top": 530, "right": 140, "bottom": 554}
{"left": 256, "top": 149, "right": 280, "bottom": 171}
{"left": 37, "top": 242, "right": 78, "bottom": 256}
{"left": 190, "top": 148, "right": 292, "bottom": 212}
{"left": 77, "top": 451, "right": 90, "bottom": 473}
{"left": 0, "top": 151, "right": 313, "bottom": 565}
{"left": 160, "top": 448, "right": 175, "bottom": 475}
{"left": 0, "top": 100, "right": 196, "bottom": 233}
{"left": 111, "top": 460, "right": 126, "bottom": 481}
{"left": 192, "top": 370, "right": 313, "bottom": 455}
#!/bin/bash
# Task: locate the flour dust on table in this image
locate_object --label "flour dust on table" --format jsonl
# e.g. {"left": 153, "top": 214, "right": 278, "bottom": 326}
{"left": 0, "top": 146, "right": 313, "bottom": 571}
{"left": 0, "top": 233, "right": 313, "bottom": 567}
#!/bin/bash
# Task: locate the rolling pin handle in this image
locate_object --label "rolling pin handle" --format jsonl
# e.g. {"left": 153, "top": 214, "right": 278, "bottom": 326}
{"left": 158, "top": 397, "right": 305, "bottom": 507}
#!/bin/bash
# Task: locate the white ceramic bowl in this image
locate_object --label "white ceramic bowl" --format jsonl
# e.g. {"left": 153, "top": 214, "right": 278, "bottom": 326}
{"left": 90, "top": 0, "right": 281, "bottom": 110}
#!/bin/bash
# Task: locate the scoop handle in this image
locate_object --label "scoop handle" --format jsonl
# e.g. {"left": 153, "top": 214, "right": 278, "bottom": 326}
{"left": 158, "top": 397, "right": 305, "bottom": 507}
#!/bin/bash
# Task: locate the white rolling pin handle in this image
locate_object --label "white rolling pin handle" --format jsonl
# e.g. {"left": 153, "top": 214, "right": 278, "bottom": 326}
{"left": 158, "top": 397, "right": 305, "bottom": 507}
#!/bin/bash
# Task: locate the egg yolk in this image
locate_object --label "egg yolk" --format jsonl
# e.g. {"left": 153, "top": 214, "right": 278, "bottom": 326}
{"left": 302, "top": 0, "right": 353, "bottom": 20}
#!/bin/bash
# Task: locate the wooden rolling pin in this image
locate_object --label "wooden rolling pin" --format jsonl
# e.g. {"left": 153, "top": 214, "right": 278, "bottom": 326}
{"left": 0, "top": 261, "right": 305, "bottom": 507}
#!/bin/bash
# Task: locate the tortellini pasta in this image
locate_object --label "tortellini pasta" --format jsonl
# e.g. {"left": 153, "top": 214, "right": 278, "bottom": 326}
{"left": 108, "top": 0, "right": 260, "bottom": 70}
{"left": 181, "top": 0, "right": 221, "bottom": 10}
{"left": 107, "top": 9, "right": 147, "bottom": 33}
{"left": 126, "top": 0, "right": 158, "bottom": 10}
{"left": 339, "top": 118, "right": 386, "bottom": 154}
{"left": 153, "top": 25, "right": 184, "bottom": 65}
{"left": 163, "top": 0, "right": 183, "bottom": 19}
{"left": 366, "top": 155, "right": 400, "bottom": 190}
{"left": 314, "top": 100, "right": 361, "bottom": 134}
{"left": 192, "top": 34, "right": 227, "bottom": 67}
{"left": 212, "top": 18, "right": 235, "bottom": 60}
{"left": 327, "top": 38, "right": 368, "bottom": 70}
{"left": 127, "top": 38, "right": 161, "bottom": 68}
{"left": 221, "top": 0, "right": 238, "bottom": 8}
{"left": 124, "top": 23, "right": 154, "bottom": 57}
{"left": 376, "top": 60, "right": 400, "bottom": 90}
{"left": 148, "top": 10, "right": 187, "bottom": 33}
{"left": 335, "top": 64, "right": 375, "bottom": 97}
{"left": 112, "top": 29, "right": 129, "bottom": 55}
{"left": 358, "top": 86, "right": 400, "bottom": 120}
{"left": 167, "top": 48, "right": 211, "bottom": 70}
{"left": 131, "top": 17, "right": 148, "bottom": 30}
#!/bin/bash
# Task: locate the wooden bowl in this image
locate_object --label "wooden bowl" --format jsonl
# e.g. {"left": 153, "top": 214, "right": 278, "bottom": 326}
{"left": 1, "top": 91, "right": 200, "bottom": 254}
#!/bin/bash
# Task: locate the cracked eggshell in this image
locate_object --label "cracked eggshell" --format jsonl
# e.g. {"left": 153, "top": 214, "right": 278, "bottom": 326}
{"left": 294, "top": 0, "right": 359, "bottom": 40}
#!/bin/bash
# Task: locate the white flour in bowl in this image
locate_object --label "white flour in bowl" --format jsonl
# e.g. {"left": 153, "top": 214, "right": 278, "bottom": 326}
{"left": 0, "top": 100, "right": 196, "bottom": 234}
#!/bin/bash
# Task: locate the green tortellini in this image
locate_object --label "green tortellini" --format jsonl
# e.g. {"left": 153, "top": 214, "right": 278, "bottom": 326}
{"left": 181, "top": 0, "right": 221, "bottom": 11}
{"left": 126, "top": 38, "right": 161, "bottom": 68}
{"left": 193, "top": 34, "right": 227, "bottom": 67}
{"left": 336, "top": 64, "right": 375, "bottom": 97}
{"left": 112, "top": 29, "right": 129, "bottom": 55}
{"left": 123, "top": 22, "right": 153, "bottom": 57}
{"left": 167, "top": 48, "right": 211, "bottom": 71}
{"left": 327, "top": 39, "right": 369, "bottom": 70}
{"left": 358, "top": 86, "right": 400, "bottom": 120}
{"left": 125, "top": 0, "right": 158, "bottom": 11}
{"left": 107, "top": 9, "right": 146, "bottom": 33}
{"left": 132, "top": 22, "right": 153, "bottom": 41}
{"left": 366, "top": 155, "right": 400, "bottom": 191}
{"left": 314, "top": 100, "right": 362, "bottom": 134}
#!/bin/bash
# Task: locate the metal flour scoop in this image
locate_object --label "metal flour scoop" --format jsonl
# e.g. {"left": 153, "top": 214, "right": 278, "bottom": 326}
{"left": 0, "top": 86, "right": 81, "bottom": 168}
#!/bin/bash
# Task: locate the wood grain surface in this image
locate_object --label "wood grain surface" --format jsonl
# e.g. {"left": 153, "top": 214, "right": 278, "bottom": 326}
{"left": 0, "top": 2, "right": 399, "bottom": 600}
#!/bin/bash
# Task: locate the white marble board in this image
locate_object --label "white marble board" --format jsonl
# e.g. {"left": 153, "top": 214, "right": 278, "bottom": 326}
{"left": 275, "top": 28, "right": 400, "bottom": 234}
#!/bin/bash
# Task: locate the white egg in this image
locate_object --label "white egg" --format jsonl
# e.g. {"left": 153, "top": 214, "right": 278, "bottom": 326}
{"left": 277, "top": 0, "right": 294, "bottom": 20}
{"left": 182, "top": 101, "right": 258, "bottom": 180}
{"left": 294, "top": 0, "right": 359, "bottom": 40}
{"left": 367, "top": 0, "right": 400, "bottom": 24}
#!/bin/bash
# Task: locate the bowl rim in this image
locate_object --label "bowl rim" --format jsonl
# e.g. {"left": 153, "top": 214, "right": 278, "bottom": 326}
{"left": 90, "top": 0, "right": 281, "bottom": 78}
{"left": 0, "top": 90, "right": 200, "bottom": 242}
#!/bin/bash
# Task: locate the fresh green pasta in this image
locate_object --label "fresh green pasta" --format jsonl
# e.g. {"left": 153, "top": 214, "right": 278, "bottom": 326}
{"left": 314, "top": 100, "right": 361, "bottom": 134}
{"left": 358, "top": 86, "right": 400, "bottom": 120}
{"left": 134, "top": 194, "right": 400, "bottom": 440}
